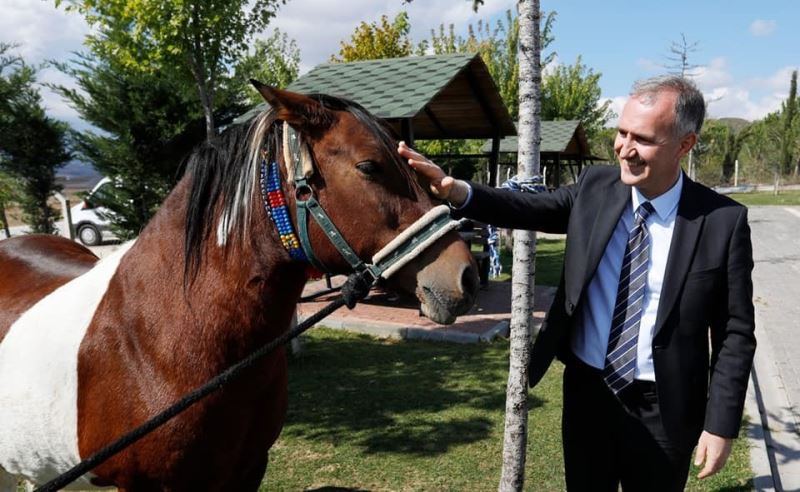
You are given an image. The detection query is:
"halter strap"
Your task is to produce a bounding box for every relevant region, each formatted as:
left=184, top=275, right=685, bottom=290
left=264, top=123, right=463, bottom=286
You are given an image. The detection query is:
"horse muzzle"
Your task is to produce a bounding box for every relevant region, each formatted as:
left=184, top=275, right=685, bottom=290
left=416, top=261, right=479, bottom=325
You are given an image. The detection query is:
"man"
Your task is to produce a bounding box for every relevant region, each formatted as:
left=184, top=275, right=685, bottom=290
left=398, top=75, right=755, bottom=491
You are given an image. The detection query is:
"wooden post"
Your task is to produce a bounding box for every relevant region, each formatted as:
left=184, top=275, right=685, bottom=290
left=489, top=133, right=500, bottom=187
left=401, top=119, right=415, bottom=148
left=53, top=192, right=75, bottom=240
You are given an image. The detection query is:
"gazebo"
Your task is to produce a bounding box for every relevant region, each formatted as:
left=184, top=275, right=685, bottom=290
left=237, top=53, right=517, bottom=186
left=481, top=120, right=604, bottom=188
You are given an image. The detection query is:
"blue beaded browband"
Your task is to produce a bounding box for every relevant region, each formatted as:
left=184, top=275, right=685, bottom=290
left=259, top=157, right=308, bottom=261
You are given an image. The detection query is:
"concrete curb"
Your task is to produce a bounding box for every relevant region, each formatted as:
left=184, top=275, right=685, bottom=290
left=747, top=305, right=800, bottom=491
left=298, top=316, right=513, bottom=345
left=747, top=369, right=777, bottom=491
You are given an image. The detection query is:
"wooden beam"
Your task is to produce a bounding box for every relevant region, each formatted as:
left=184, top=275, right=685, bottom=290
left=401, top=119, right=415, bottom=148
left=464, top=70, right=499, bottom=129
left=423, top=106, right=448, bottom=138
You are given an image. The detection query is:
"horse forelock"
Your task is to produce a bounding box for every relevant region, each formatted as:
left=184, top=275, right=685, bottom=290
left=183, top=109, right=279, bottom=283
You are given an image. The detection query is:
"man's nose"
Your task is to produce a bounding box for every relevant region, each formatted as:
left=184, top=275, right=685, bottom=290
left=617, top=136, right=636, bottom=159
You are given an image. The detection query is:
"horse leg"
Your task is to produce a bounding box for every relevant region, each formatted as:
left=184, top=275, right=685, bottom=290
left=234, top=452, right=269, bottom=492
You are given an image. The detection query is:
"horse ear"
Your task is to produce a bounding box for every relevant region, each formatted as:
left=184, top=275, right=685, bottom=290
left=250, top=80, right=333, bottom=130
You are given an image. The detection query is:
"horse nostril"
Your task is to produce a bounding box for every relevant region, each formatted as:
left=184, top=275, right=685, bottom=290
left=460, top=264, right=479, bottom=297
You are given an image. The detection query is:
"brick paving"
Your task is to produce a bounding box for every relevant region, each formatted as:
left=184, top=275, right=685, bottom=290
left=297, top=275, right=556, bottom=343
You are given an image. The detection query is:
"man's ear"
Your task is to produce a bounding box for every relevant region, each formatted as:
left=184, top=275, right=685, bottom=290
left=250, top=79, right=334, bottom=131
left=678, top=131, right=698, bottom=159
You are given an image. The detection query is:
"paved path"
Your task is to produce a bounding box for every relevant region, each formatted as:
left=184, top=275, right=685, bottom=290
left=747, top=205, right=800, bottom=491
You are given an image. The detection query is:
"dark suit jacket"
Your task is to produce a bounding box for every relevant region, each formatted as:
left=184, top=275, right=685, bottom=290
left=458, top=165, right=756, bottom=449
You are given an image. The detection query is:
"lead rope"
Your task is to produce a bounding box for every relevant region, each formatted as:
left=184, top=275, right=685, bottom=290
left=33, top=292, right=361, bottom=492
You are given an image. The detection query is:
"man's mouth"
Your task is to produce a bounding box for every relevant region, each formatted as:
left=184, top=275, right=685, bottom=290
left=627, top=159, right=645, bottom=169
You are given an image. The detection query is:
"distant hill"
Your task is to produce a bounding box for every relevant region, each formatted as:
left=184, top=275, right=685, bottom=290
left=714, top=117, right=751, bottom=133
left=56, top=160, right=103, bottom=191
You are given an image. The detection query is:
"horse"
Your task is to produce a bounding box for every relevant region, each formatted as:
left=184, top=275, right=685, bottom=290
left=0, top=83, right=479, bottom=491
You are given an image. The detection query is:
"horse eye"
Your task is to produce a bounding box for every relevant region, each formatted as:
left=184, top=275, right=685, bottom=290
left=356, top=161, right=381, bottom=176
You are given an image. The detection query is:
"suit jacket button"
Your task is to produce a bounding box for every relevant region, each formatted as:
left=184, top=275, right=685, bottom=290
left=567, top=301, right=575, bottom=311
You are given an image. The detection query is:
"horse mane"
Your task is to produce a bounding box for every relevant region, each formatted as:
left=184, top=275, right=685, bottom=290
left=181, top=93, right=419, bottom=283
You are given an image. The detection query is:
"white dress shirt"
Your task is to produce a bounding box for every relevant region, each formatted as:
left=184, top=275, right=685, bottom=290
left=571, top=174, right=683, bottom=381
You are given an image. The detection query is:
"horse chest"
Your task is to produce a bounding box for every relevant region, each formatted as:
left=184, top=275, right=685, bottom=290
left=0, top=242, right=133, bottom=489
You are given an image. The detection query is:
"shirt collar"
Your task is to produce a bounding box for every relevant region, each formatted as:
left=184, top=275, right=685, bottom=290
left=631, top=172, right=683, bottom=221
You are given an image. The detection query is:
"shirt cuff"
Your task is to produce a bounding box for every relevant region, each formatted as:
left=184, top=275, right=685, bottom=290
left=449, top=182, right=473, bottom=211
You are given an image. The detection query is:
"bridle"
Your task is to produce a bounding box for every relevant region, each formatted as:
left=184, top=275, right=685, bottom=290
left=260, top=122, right=462, bottom=288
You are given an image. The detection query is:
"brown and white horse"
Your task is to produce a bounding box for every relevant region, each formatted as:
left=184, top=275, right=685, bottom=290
left=0, top=85, right=478, bottom=491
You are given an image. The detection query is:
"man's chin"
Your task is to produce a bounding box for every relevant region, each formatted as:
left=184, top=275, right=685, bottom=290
left=620, top=165, right=647, bottom=186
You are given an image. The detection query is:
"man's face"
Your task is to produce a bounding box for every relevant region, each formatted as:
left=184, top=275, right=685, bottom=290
left=614, top=90, right=696, bottom=199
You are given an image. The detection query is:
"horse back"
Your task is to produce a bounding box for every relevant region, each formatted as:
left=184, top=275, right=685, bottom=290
left=0, top=235, right=98, bottom=341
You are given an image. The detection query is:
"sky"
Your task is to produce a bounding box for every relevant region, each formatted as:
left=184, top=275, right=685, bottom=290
left=2, top=0, right=798, bottom=132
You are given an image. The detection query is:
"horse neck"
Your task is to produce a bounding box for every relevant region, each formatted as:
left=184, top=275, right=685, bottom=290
left=117, top=177, right=308, bottom=372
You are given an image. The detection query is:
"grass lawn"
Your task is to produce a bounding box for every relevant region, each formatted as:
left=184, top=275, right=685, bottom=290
left=728, top=189, right=800, bottom=206
left=490, top=237, right=566, bottom=286
left=262, top=329, right=753, bottom=491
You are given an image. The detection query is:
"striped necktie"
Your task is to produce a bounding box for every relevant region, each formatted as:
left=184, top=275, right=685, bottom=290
left=604, top=202, right=655, bottom=394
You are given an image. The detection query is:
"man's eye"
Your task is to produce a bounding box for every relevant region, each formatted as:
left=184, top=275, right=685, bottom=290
left=356, top=161, right=381, bottom=175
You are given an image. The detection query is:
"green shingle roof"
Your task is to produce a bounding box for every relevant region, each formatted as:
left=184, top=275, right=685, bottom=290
left=237, top=54, right=516, bottom=139
left=289, top=54, right=474, bottom=119
left=481, top=120, right=592, bottom=156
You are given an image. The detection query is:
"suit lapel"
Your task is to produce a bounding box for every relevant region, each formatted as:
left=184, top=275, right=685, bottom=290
left=580, top=178, right=630, bottom=290
left=653, top=176, right=704, bottom=338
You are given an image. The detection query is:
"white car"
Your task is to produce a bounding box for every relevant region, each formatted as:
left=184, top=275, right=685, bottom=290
left=70, top=177, right=117, bottom=246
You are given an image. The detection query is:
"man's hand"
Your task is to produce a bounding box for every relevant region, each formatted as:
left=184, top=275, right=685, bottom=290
left=694, top=430, right=733, bottom=479
left=397, top=141, right=468, bottom=205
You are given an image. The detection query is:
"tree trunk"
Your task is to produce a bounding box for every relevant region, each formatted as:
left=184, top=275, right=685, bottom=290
left=189, top=5, right=216, bottom=141
left=498, top=1, right=541, bottom=491
left=0, top=201, right=10, bottom=238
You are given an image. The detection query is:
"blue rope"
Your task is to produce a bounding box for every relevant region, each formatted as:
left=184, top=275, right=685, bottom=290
left=488, top=175, right=547, bottom=278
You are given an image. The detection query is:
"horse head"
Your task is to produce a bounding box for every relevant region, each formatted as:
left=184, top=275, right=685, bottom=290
left=249, top=83, right=479, bottom=324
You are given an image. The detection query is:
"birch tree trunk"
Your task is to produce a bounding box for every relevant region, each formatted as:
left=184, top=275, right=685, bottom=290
left=0, top=201, right=10, bottom=239
left=498, top=1, right=541, bottom=491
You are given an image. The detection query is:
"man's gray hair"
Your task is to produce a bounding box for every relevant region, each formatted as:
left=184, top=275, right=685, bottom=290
left=631, top=75, right=706, bottom=136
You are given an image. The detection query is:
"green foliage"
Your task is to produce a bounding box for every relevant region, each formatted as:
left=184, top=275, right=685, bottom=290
left=424, top=9, right=556, bottom=120
left=694, top=119, right=751, bottom=185
left=414, top=9, right=554, bottom=179
left=780, top=70, right=798, bottom=175
left=60, top=0, right=286, bottom=138
left=0, top=169, right=21, bottom=235
left=728, top=190, right=800, bottom=206
left=540, top=56, right=614, bottom=142
left=738, top=112, right=784, bottom=183
left=51, top=50, right=207, bottom=238
left=236, top=29, right=300, bottom=104
left=331, top=12, right=413, bottom=63
left=0, top=43, right=70, bottom=234
left=0, top=170, right=20, bottom=205
left=51, top=0, right=289, bottom=237
left=591, top=126, right=618, bottom=162
left=717, top=70, right=800, bottom=186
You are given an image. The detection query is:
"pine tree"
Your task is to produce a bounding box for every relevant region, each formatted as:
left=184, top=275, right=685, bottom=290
left=0, top=44, right=71, bottom=234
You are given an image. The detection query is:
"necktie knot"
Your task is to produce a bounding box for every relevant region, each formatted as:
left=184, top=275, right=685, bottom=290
left=635, top=202, right=654, bottom=226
